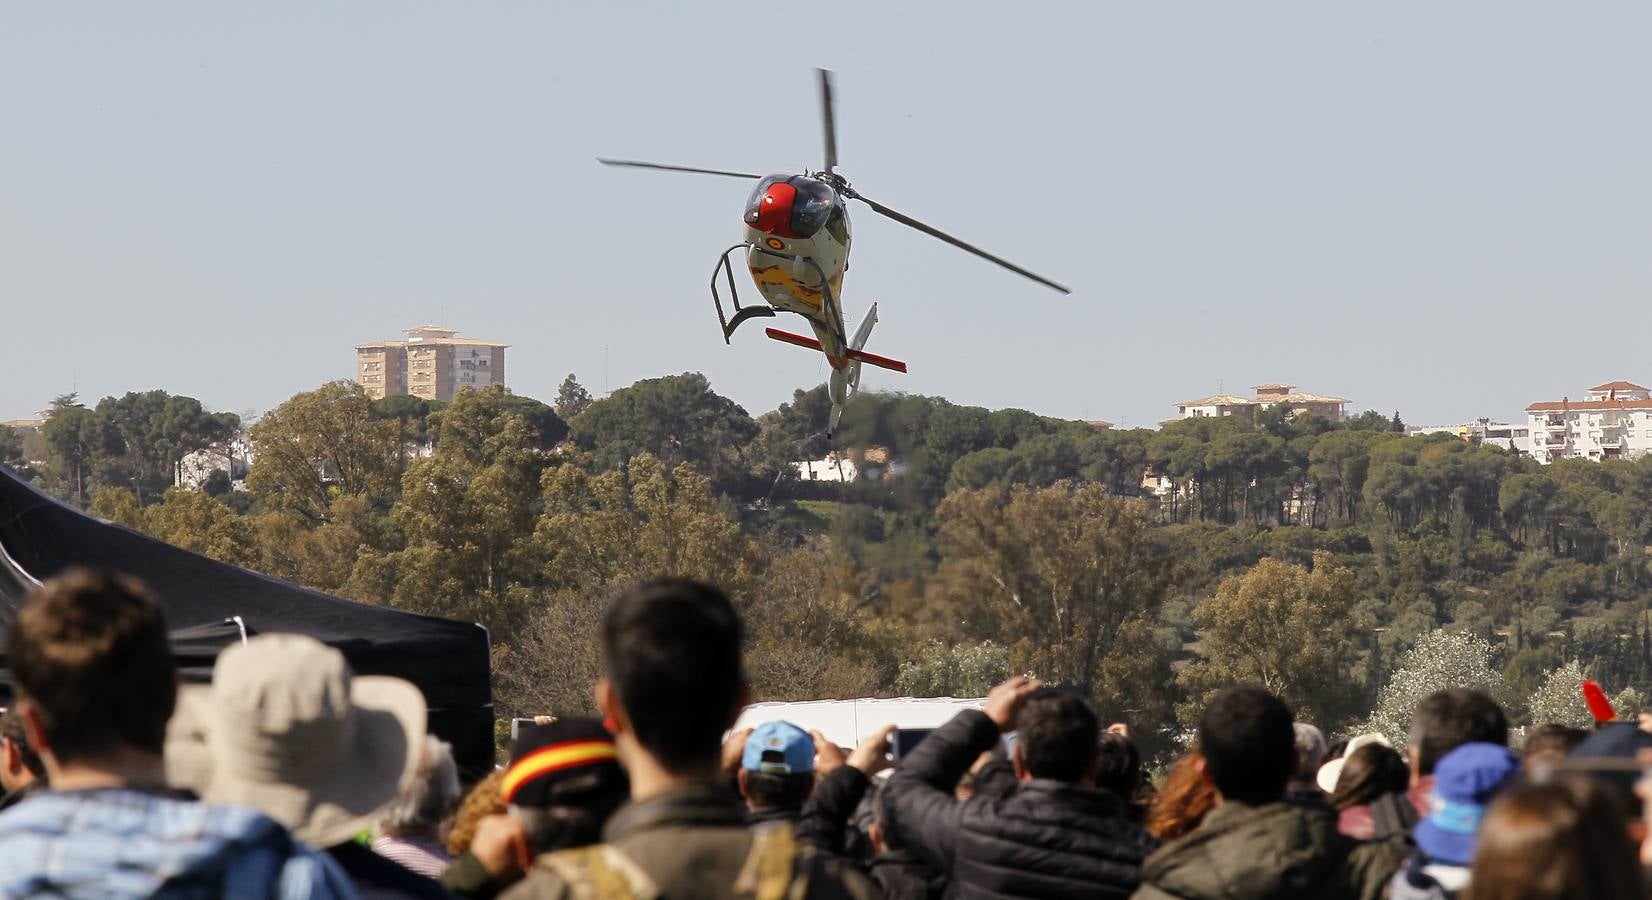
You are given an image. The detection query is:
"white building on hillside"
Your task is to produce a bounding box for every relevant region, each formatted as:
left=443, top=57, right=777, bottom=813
left=1406, top=419, right=1532, bottom=455
left=176, top=437, right=253, bottom=490
left=795, top=453, right=858, bottom=483
left=1525, top=381, right=1652, bottom=464
left=1174, top=383, right=1349, bottom=423
left=792, top=447, right=908, bottom=483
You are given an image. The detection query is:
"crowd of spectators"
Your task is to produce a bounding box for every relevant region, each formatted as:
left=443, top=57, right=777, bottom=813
left=2, top=566, right=1651, bottom=898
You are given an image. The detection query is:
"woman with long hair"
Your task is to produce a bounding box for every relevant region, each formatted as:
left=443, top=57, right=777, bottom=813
left=1465, top=775, right=1645, bottom=900
left=1144, top=750, right=1217, bottom=842
left=1329, top=741, right=1410, bottom=812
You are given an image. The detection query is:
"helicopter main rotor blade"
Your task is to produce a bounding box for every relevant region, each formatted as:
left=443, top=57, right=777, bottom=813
left=597, top=158, right=762, bottom=179
left=843, top=188, right=1072, bottom=294
left=818, top=68, right=838, bottom=175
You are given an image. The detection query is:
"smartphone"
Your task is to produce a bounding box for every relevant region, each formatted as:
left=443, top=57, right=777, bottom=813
left=892, top=728, right=934, bottom=760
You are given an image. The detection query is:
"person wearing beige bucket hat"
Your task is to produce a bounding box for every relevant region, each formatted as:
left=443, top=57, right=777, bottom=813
left=0, top=567, right=355, bottom=899
left=167, top=632, right=450, bottom=899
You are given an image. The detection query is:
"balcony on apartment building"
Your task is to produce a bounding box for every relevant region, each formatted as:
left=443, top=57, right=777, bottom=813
left=1545, top=434, right=1568, bottom=447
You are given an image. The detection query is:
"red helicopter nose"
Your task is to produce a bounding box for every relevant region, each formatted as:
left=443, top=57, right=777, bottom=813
left=745, top=182, right=801, bottom=238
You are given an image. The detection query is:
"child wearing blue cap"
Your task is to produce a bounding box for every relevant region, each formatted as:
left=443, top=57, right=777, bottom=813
left=738, top=720, right=819, bottom=827
left=1388, top=742, right=1520, bottom=900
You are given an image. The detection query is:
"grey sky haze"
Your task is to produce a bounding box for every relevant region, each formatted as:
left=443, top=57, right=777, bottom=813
left=3, top=3, right=1649, bottom=429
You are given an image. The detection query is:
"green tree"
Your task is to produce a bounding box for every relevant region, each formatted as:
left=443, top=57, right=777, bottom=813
left=0, top=425, right=30, bottom=479
left=88, top=485, right=255, bottom=567
left=535, top=452, right=757, bottom=595
left=569, top=373, right=758, bottom=495
left=247, top=381, right=403, bottom=523
left=1364, top=630, right=1505, bottom=747
left=91, top=391, right=238, bottom=505
left=1307, top=430, right=1373, bottom=525
left=895, top=641, right=1010, bottom=697
left=937, top=483, right=1180, bottom=699
left=748, top=387, right=834, bottom=496
left=41, top=401, right=113, bottom=505
left=253, top=495, right=386, bottom=597
left=739, top=549, right=892, bottom=702
left=371, top=394, right=433, bottom=474
left=140, top=487, right=259, bottom=567
left=88, top=486, right=144, bottom=529
left=1177, top=553, right=1364, bottom=726
left=1499, top=473, right=1557, bottom=546
left=355, top=386, right=550, bottom=631
left=492, top=589, right=608, bottom=719
left=555, top=374, right=594, bottom=419
left=1525, top=660, right=1592, bottom=729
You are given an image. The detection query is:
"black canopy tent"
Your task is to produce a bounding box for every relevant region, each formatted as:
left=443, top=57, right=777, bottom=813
left=0, top=466, right=494, bottom=776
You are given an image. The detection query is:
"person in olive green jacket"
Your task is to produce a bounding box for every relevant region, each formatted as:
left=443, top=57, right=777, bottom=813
left=497, top=579, right=876, bottom=900
left=1132, top=686, right=1396, bottom=900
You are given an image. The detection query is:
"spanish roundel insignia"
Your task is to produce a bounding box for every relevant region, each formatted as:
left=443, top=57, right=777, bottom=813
left=765, top=238, right=785, bottom=251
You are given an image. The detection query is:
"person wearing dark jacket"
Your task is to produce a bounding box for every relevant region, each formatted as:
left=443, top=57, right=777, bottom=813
left=800, top=724, right=947, bottom=900
left=884, top=676, right=1159, bottom=899
left=1133, top=685, right=1393, bottom=900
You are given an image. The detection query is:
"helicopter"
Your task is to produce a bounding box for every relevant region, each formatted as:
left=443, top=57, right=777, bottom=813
left=600, top=69, right=1069, bottom=436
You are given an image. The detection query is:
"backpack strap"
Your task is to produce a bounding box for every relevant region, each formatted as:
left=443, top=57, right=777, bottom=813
left=540, top=844, right=661, bottom=900
left=1369, top=791, right=1418, bottom=846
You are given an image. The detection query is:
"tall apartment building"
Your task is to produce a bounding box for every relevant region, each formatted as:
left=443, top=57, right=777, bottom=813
left=354, top=326, right=508, bottom=401
left=1173, top=383, right=1349, bottom=423
left=1525, top=380, right=1652, bottom=463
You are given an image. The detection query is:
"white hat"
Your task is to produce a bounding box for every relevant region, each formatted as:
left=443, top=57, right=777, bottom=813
left=1316, top=732, right=1392, bottom=794
left=166, top=633, right=426, bottom=848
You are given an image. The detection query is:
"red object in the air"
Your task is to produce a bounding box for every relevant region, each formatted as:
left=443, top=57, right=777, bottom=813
left=1582, top=679, right=1616, bottom=723
left=763, top=328, right=909, bottom=374
left=764, top=327, right=822, bottom=351
left=752, top=182, right=800, bottom=238
left=845, top=347, right=908, bottom=373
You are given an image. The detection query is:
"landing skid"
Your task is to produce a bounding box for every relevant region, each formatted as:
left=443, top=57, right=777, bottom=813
left=710, top=243, right=845, bottom=349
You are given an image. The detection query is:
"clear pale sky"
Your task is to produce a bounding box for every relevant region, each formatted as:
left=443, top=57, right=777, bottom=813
left=4, top=3, right=1649, bottom=429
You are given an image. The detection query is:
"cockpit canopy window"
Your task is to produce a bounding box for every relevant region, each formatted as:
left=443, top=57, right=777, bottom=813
left=744, top=176, right=786, bottom=221
left=787, top=178, right=837, bottom=238
left=743, top=175, right=840, bottom=239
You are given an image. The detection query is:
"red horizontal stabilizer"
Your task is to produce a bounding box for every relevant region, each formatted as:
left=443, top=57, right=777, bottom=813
left=764, top=328, right=823, bottom=351
left=847, top=348, right=908, bottom=373
left=764, top=327, right=907, bottom=374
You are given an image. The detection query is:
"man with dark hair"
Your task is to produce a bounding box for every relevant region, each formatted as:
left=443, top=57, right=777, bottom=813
left=0, top=567, right=350, bottom=898
left=1199, top=684, right=1297, bottom=804
left=1356, top=688, right=1512, bottom=861
left=501, top=578, right=874, bottom=899
left=0, top=707, right=46, bottom=812
left=883, top=676, right=1158, bottom=898
left=1134, top=685, right=1393, bottom=900
left=1408, top=689, right=1508, bottom=782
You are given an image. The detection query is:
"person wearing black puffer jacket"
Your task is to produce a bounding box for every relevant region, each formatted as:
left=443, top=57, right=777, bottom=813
left=884, top=677, right=1159, bottom=899
left=798, top=724, right=948, bottom=900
